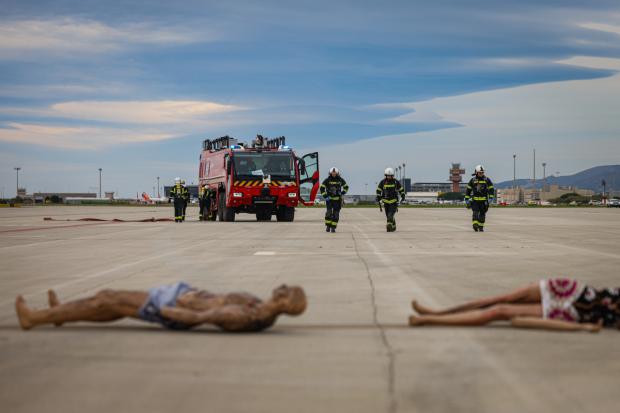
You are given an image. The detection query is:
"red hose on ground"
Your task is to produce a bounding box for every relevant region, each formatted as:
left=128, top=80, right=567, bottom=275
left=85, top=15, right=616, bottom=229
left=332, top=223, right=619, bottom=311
left=43, top=217, right=175, bottom=222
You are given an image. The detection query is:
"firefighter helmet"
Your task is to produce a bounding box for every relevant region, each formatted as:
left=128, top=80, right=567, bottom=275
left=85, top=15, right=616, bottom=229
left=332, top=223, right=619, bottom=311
left=384, top=167, right=395, bottom=176
left=329, top=167, right=340, bottom=175
left=474, top=165, right=485, bottom=174
left=174, top=177, right=181, bottom=184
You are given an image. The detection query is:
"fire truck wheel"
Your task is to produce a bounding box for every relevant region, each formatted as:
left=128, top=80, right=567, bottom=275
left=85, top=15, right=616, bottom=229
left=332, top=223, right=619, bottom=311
left=218, top=194, right=236, bottom=222
left=276, top=206, right=295, bottom=222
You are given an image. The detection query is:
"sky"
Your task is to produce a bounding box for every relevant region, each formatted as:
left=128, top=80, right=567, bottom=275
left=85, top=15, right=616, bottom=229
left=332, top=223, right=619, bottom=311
left=1, top=0, right=620, bottom=197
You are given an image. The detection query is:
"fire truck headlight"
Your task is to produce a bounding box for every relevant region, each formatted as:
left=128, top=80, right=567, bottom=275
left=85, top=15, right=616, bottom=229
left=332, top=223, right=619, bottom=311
left=233, top=192, right=243, bottom=198
left=288, top=192, right=297, bottom=198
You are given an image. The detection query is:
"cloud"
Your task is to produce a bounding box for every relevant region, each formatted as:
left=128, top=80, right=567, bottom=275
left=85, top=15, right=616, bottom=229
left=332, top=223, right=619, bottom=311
left=46, top=100, right=245, bottom=124
left=0, top=99, right=250, bottom=149
left=313, top=56, right=620, bottom=192
left=0, top=18, right=209, bottom=58
left=579, top=22, right=620, bottom=36
left=1, top=99, right=246, bottom=124
left=0, top=122, right=176, bottom=149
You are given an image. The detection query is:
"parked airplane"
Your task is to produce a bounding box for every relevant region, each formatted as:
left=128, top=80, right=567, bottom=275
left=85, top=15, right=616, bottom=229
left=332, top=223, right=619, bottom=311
left=141, top=193, right=169, bottom=204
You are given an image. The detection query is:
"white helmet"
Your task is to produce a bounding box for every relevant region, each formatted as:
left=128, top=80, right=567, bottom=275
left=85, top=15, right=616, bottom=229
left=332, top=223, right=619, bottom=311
left=174, top=177, right=181, bottom=184
left=384, top=167, right=395, bottom=176
left=474, top=165, right=485, bottom=174
left=329, top=167, right=340, bottom=175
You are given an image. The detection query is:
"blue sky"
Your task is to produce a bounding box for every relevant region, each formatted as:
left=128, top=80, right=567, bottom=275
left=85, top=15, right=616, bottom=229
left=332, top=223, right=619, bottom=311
left=1, top=0, right=620, bottom=197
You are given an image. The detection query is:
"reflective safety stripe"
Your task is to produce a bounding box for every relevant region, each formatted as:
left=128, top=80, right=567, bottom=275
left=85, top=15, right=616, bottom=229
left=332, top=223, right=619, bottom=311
left=464, top=195, right=471, bottom=199
left=384, top=184, right=396, bottom=188
left=383, top=199, right=398, bottom=204
left=473, top=197, right=488, bottom=201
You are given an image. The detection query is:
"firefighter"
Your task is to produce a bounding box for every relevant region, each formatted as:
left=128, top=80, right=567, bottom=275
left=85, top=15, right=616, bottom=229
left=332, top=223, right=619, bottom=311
left=169, top=177, right=189, bottom=223
left=320, top=167, right=349, bottom=233
left=181, top=179, right=190, bottom=221
left=198, top=184, right=212, bottom=221
left=376, top=168, right=405, bottom=232
left=465, top=165, right=495, bottom=232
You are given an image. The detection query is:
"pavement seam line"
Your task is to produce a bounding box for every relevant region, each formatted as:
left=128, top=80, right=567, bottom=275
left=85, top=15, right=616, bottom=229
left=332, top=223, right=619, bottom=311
left=351, top=231, right=398, bottom=413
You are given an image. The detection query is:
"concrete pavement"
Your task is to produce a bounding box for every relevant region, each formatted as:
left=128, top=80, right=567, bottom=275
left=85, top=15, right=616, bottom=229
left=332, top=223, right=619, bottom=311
left=0, top=206, right=619, bottom=413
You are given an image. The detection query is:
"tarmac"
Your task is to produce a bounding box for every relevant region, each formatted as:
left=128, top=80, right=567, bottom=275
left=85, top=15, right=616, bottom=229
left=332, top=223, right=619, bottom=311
left=0, top=205, right=619, bottom=413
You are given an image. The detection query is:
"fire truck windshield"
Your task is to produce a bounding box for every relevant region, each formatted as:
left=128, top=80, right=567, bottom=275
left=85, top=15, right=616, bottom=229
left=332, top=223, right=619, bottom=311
left=233, top=152, right=295, bottom=179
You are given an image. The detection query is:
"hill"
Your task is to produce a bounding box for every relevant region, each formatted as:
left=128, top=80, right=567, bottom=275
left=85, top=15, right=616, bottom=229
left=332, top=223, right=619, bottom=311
left=495, top=165, right=620, bottom=192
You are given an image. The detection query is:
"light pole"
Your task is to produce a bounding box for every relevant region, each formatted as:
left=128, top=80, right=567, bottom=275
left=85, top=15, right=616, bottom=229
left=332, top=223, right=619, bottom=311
left=542, top=162, right=547, bottom=185
left=98, top=168, right=102, bottom=198
left=365, top=183, right=368, bottom=194
left=533, top=148, right=536, bottom=187
left=157, top=176, right=160, bottom=198
left=512, top=154, right=516, bottom=189
left=402, top=163, right=406, bottom=190
left=14, top=167, right=21, bottom=197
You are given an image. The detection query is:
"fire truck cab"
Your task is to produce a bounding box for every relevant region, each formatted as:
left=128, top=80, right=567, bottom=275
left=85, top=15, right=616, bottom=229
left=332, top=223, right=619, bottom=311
left=199, top=135, right=319, bottom=222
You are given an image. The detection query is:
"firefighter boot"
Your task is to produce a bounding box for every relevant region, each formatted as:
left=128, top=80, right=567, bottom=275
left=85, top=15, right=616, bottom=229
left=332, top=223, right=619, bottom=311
left=326, top=225, right=330, bottom=232
left=473, top=223, right=479, bottom=232
left=331, top=226, right=336, bottom=233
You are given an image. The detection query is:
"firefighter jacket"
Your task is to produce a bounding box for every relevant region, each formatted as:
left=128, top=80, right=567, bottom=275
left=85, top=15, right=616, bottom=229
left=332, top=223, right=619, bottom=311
left=320, top=176, right=349, bottom=201
left=170, top=184, right=189, bottom=201
left=199, top=186, right=211, bottom=200
left=465, top=176, right=495, bottom=202
left=376, top=179, right=405, bottom=204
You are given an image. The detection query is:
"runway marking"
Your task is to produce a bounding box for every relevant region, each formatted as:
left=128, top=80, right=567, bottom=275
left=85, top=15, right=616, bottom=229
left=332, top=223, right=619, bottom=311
left=254, top=251, right=276, bottom=256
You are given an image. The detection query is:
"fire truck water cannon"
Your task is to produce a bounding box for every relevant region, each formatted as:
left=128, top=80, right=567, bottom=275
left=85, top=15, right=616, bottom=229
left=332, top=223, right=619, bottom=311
left=199, top=134, right=320, bottom=223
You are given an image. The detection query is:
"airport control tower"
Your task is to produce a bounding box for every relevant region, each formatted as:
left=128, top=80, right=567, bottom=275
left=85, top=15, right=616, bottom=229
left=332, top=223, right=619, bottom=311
left=449, top=163, right=465, bottom=192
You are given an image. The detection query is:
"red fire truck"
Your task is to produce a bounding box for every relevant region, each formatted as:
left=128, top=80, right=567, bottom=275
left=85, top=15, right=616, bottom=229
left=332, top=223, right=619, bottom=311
left=198, top=135, right=319, bottom=222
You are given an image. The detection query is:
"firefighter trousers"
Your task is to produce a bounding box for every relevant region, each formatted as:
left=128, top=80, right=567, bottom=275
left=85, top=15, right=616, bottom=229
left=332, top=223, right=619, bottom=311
left=471, top=201, right=489, bottom=228
left=325, top=200, right=342, bottom=228
left=199, top=198, right=211, bottom=221
left=173, top=198, right=184, bottom=222
left=384, top=202, right=398, bottom=231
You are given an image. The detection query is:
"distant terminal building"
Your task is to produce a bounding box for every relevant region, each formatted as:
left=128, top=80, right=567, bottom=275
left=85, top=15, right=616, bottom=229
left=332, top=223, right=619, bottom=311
left=164, top=185, right=199, bottom=199
left=411, top=182, right=467, bottom=193
left=32, top=192, right=97, bottom=203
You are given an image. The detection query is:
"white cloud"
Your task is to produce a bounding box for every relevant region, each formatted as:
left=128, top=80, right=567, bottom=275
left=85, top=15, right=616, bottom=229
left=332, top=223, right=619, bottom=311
left=579, top=22, right=620, bottom=36
left=0, top=122, right=176, bottom=150
left=0, top=18, right=209, bottom=58
left=1, top=99, right=246, bottom=124
left=47, top=100, right=245, bottom=124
